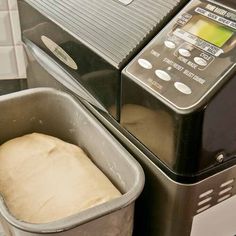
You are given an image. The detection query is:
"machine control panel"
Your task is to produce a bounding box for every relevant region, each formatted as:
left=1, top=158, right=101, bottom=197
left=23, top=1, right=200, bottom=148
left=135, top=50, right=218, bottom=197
left=126, top=0, right=236, bottom=109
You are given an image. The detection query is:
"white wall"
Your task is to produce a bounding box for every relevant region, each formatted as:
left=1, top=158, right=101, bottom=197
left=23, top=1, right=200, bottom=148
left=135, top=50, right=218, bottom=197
left=0, top=0, right=26, bottom=80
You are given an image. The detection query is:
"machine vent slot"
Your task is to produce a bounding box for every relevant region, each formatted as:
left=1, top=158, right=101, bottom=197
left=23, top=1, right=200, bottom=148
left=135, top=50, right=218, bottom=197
left=197, top=189, right=214, bottom=214
left=220, top=179, right=234, bottom=188
left=219, top=187, right=233, bottom=196
left=198, top=197, right=212, bottom=206
left=197, top=204, right=211, bottom=213
left=217, top=194, right=232, bottom=203
left=199, top=189, right=214, bottom=199
left=216, top=179, right=235, bottom=203
left=197, top=179, right=235, bottom=214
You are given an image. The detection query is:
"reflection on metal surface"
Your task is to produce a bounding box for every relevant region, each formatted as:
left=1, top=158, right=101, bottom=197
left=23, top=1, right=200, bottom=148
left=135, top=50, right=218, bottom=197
left=114, top=0, right=134, bottom=5
left=41, top=36, right=78, bottom=70
left=115, top=104, right=174, bottom=166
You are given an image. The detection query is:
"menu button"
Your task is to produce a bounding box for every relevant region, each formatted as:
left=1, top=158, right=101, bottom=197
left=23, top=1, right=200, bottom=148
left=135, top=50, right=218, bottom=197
left=155, top=70, right=171, bottom=81
left=174, top=82, right=192, bottom=95
left=138, top=58, right=153, bottom=69
left=164, top=40, right=176, bottom=49
left=179, top=48, right=191, bottom=57
left=194, top=57, right=207, bottom=66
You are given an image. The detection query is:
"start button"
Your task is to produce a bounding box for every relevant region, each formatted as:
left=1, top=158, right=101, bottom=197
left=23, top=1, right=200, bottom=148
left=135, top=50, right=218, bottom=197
left=174, top=82, right=192, bottom=95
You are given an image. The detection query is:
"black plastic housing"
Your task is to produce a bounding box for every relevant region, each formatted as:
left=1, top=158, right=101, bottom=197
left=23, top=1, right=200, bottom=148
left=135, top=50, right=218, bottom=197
left=121, top=70, right=236, bottom=179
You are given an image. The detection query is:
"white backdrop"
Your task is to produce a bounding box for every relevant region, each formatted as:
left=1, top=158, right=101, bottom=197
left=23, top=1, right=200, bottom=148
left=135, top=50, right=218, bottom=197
left=0, top=0, right=26, bottom=80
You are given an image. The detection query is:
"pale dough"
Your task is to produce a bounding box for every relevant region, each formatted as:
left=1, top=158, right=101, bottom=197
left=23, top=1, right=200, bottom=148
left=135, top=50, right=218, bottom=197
left=0, top=133, right=121, bottom=224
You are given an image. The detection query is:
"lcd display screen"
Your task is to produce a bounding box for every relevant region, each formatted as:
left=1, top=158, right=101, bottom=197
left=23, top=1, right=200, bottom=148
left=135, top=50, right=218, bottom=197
left=183, top=16, right=234, bottom=47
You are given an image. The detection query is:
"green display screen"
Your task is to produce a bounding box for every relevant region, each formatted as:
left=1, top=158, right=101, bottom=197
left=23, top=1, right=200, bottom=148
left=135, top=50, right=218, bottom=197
left=184, top=16, right=234, bottom=47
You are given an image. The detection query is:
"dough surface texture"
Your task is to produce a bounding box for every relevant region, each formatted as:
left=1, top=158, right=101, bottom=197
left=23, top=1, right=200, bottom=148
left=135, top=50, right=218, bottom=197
left=0, top=133, right=121, bottom=224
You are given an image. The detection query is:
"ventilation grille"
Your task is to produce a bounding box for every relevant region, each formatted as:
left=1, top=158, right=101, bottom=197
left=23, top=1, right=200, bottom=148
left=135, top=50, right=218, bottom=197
left=196, top=178, right=235, bottom=214
left=25, top=0, right=187, bottom=68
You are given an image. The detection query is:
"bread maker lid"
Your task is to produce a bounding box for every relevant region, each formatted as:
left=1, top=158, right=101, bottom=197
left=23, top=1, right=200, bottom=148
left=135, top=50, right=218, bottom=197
left=24, top=0, right=187, bottom=69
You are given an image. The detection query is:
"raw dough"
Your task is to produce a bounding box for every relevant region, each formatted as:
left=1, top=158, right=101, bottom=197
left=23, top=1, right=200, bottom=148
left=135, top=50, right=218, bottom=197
left=0, top=133, right=121, bottom=224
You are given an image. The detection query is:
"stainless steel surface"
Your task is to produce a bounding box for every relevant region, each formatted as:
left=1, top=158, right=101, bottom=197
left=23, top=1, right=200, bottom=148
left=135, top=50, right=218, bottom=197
left=25, top=46, right=236, bottom=235
left=25, top=40, right=107, bottom=112
left=0, top=226, right=4, bottom=236
left=83, top=101, right=236, bottom=236
left=0, top=88, right=144, bottom=236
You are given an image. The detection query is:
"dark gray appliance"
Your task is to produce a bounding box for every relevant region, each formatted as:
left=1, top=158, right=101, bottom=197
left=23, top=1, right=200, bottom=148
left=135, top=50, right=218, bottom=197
left=121, top=0, right=236, bottom=235
left=18, top=0, right=187, bottom=120
left=17, top=0, right=236, bottom=235
left=122, top=0, right=236, bottom=179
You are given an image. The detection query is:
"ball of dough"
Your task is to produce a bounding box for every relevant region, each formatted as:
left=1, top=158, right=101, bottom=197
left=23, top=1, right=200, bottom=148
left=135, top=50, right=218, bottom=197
left=0, top=133, right=121, bottom=224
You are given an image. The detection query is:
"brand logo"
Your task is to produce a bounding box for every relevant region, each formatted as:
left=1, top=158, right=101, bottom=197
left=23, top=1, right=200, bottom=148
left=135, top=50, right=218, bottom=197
left=41, top=35, right=78, bottom=70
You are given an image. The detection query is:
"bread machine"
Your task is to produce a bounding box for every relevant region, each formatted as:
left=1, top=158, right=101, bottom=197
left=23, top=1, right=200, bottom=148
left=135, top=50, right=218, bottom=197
left=121, top=0, right=236, bottom=235
left=18, top=0, right=236, bottom=235
left=18, top=0, right=187, bottom=120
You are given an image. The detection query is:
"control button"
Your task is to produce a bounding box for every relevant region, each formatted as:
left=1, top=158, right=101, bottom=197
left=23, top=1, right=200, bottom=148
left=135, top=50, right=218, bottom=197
left=155, top=70, right=171, bottom=81
left=138, top=58, right=153, bottom=69
left=174, top=82, right=192, bottom=95
left=164, top=40, right=176, bottom=49
left=178, top=48, right=191, bottom=57
left=194, top=57, right=208, bottom=66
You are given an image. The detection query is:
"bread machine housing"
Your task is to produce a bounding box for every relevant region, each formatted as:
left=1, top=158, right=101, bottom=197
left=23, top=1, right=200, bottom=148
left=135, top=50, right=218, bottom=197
left=18, top=0, right=188, bottom=120
left=122, top=0, right=236, bottom=180
left=120, top=0, right=236, bottom=235
left=17, top=0, right=236, bottom=235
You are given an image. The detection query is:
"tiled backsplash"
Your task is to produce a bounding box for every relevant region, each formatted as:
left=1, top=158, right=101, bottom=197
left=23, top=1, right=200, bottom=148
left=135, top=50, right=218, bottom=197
left=0, top=0, right=26, bottom=80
